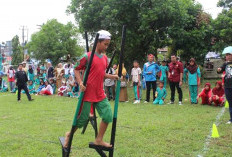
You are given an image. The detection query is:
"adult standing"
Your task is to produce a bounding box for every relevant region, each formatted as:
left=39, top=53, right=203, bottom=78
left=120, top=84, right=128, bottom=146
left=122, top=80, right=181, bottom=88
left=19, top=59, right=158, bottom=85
left=116, top=64, right=128, bottom=102
left=27, top=65, right=35, bottom=82
left=15, top=63, right=33, bottom=102
left=143, top=54, right=160, bottom=103
left=22, top=61, right=27, bottom=72
left=7, top=66, right=16, bottom=92
left=54, top=63, right=64, bottom=89
left=168, top=54, right=184, bottom=105
left=47, top=62, right=54, bottom=79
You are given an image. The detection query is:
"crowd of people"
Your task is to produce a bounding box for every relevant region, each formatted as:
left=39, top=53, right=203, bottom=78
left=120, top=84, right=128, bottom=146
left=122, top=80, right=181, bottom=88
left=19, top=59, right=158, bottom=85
left=0, top=53, right=228, bottom=107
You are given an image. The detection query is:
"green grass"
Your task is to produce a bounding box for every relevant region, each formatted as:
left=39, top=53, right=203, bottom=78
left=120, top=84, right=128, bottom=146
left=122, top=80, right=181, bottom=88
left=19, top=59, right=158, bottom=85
left=0, top=80, right=231, bottom=157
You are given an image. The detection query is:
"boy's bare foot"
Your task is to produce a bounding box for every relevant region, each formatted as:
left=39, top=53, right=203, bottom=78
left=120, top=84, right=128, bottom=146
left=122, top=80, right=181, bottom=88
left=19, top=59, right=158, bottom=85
left=64, top=132, right=70, bottom=148
left=94, top=139, right=112, bottom=148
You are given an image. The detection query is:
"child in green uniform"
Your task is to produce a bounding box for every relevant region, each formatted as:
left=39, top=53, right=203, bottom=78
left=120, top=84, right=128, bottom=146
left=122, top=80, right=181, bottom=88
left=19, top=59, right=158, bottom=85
left=184, top=58, right=201, bottom=104
left=27, top=65, right=35, bottom=82
left=159, top=60, right=169, bottom=88
left=153, top=81, right=167, bottom=105
left=0, top=76, right=8, bottom=92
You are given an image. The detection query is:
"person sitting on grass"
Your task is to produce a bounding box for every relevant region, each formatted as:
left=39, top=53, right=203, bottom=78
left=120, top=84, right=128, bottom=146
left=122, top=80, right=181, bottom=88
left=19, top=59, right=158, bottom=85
left=197, top=83, right=212, bottom=105
left=209, top=81, right=225, bottom=107
left=35, top=74, right=41, bottom=85
left=36, top=79, right=46, bottom=94
left=64, top=30, right=119, bottom=148
left=153, top=81, right=167, bottom=105
left=40, top=80, right=53, bottom=95
left=58, top=81, right=68, bottom=96
left=22, top=80, right=36, bottom=94
left=0, top=76, right=8, bottom=92
left=49, top=78, right=56, bottom=94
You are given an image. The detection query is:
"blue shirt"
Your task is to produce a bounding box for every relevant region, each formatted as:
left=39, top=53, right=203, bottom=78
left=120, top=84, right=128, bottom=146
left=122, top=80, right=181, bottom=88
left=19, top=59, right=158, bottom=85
left=143, top=62, right=160, bottom=81
left=184, top=67, right=201, bottom=85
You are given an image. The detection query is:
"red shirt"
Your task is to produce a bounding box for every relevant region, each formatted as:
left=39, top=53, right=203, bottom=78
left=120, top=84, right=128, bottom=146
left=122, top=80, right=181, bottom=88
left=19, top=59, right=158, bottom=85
left=168, top=61, right=183, bottom=82
left=75, top=52, right=108, bottom=102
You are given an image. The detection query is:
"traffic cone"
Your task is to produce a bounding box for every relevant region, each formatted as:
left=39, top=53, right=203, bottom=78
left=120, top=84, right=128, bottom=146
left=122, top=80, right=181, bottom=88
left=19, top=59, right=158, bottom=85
left=225, top=100, right=229, bottom=108
left=15, top=90, right=18, bottom=95
left=211, top=124, right=220, bottom=138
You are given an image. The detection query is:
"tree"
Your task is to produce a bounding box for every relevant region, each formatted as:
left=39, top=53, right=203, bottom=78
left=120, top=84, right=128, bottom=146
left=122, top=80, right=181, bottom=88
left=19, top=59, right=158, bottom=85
left=218, top=0, right=232, bottom=9
left=27, top=19, right=83, bottom=65
left=67, top=0, right=213, bottom=67
left=11, top=35, right=23, bottom=65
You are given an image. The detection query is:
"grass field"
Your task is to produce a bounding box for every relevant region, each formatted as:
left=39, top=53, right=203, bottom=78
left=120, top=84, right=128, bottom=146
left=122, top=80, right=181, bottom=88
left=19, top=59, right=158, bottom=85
left=0, top=80, right=232, bottom=157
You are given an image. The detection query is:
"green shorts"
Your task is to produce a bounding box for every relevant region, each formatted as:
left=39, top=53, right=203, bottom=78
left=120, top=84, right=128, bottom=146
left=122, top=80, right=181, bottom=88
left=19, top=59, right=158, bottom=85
left=76, top=98, right=113, bottom=128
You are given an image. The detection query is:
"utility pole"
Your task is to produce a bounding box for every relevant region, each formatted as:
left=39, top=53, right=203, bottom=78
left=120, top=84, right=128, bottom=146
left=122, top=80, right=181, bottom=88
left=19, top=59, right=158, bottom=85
left=20, top=26, right=28, bottom=61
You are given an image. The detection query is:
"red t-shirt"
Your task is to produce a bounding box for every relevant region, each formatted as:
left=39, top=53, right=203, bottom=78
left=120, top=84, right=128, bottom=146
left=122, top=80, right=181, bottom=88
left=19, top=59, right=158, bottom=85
left=168, top=61, right=183, bottom=82
left=75, top=52, right=108, bottom=102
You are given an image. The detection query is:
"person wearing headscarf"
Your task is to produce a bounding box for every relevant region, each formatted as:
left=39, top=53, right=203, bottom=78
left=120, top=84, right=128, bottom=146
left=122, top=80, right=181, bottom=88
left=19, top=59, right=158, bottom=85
left=54, top=63, right=64, bottom=89
left=184, top=58, right=201, bottom=104
left=116, top=63, right=128, bottom=102
left=143, top=54, right=160, bottom=103
left=197, top=83, right=212, bottom=105
left=209, top=81, right=225, bottom=106
left=27, top=65, right=35, bottom=82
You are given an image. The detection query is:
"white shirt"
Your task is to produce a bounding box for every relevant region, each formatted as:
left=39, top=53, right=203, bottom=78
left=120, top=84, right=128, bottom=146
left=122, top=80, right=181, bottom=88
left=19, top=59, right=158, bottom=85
left=44, top=85, right=53, bottom=94
left=131, top=67, right=141, bottom=82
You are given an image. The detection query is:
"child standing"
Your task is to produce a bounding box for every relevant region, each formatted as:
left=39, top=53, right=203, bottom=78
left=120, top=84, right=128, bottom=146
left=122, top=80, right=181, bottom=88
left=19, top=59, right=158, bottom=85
left=131, top=60, right=142, bottom=104
left=209, top=81, right=225, bottom=106
left=7, top=66, right=15, bottom=92
left=184, top=58, right=201, bottom=104
left=153, top=81, right=167, bottom=105
left=64, top=30, right=118, bottom=148
left=159, top=60, right=169, bottom=88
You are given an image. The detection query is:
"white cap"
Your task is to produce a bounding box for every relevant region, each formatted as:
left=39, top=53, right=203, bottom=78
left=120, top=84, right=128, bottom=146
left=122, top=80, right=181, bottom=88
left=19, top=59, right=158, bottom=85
left=98, top=30, right=111, bottom=40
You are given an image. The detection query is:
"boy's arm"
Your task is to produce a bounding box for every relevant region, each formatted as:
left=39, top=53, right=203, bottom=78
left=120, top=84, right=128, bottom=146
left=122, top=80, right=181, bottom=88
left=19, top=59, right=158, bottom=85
left=217, top=63, right=226, bottom=73
left=105, top=73, right=119, bottom=80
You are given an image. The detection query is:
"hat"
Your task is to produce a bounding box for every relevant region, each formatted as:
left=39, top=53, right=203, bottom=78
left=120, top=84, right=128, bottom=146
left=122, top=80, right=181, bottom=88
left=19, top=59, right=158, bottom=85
left=98, top=30, right=111, bottom=40
left=148, top=54, right=154, bottom=58
left=22, top=61, right=26, bottom=64
left=222, top=46, right=232, bottom=55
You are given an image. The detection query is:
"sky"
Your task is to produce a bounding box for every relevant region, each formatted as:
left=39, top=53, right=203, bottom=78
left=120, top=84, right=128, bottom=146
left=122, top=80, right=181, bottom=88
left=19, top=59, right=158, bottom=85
left=0, top=0, right=223, bottom=43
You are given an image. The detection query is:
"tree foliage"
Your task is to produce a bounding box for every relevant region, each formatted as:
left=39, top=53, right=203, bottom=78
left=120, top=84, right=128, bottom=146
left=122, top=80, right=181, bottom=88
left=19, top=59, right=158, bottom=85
left=27, top=19, right=83, bottom=65
left=67, top=0, right=213, bottom=66
left=11, top=35, right=23, bottom=65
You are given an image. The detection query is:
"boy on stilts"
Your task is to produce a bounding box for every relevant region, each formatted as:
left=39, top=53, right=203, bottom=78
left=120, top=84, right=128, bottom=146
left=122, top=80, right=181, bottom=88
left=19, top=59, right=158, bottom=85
left=64, top=30, right=118, bottom=148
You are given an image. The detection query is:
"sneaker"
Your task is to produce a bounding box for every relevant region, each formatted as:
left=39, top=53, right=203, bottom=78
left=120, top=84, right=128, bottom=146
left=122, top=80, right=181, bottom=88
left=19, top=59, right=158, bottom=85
left=17, top=100, right=21, bottom=102
left=179, top=101, right=183, bottom=105
left=168, top=101, right=174, bottom=104
left=133, top=100, right=139, bottom=104
left=137, top=100, right=140, bottom=103
left=29, top=99, right=34, bottom=101
left=144, top=101, right=148, bottom=104
left=125, top=101, right=129, bottom=103
left=226, top=121, right=232, bottom=124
